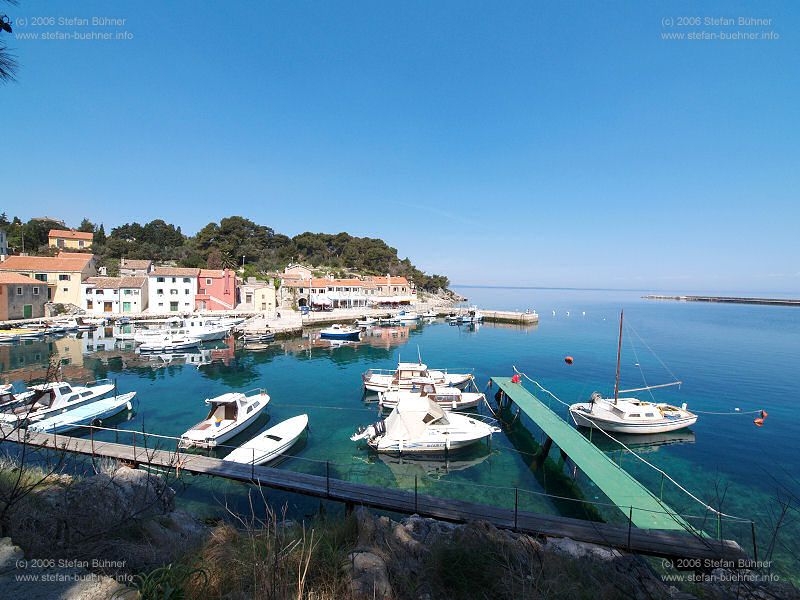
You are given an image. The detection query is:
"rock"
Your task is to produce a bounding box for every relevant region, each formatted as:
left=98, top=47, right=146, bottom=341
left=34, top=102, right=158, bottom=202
left=348, top=551, right=393, bottom=600
left=545, top=536, right=621, bottom=561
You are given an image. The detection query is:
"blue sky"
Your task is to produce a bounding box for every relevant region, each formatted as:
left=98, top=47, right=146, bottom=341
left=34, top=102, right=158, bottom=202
left=3, top=1, right=798, bottom=292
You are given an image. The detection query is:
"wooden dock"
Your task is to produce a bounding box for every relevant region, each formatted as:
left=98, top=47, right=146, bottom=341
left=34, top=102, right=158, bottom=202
left=645, top=295, right=800, bottom=307
left=6, top=427, right=747, bottom=561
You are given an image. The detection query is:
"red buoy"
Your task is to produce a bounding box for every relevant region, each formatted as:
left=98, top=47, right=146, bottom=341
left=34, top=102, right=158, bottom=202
left=564, top=356, right=574, bottom=365
left=511, top=374, right=521, bottom=384
left=760, top=410, right=768, bottom=419
left=754, top=418, right=764, bottom=427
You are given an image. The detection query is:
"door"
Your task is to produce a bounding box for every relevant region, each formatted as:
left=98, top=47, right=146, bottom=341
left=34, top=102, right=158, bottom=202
left=122, top=302, right=131, bottom=313
left=104, top=302, right=113, bottom=312
left=23, top=304, right=33, bottom=318
left=170, top=301, right=179, bottom=311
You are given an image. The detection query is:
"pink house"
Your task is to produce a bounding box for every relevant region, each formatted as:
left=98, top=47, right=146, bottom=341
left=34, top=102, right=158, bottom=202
left=196, top=268, right=238, bottom=311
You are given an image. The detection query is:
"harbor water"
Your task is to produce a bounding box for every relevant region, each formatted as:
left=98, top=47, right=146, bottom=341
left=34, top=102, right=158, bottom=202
left=2, top=287, right=798, bottom=578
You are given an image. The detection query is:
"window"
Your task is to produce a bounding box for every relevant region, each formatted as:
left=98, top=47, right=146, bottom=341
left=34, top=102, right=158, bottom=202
left=32, top=287, right=39, bottom=295
left=124, top=289, right=132, bottom=295
left=87, top=300, right=93, bottom=309
left=63, top=287, right=69, bottom=292
left=157, top=277, right=165, bottom=283
left=206, top=278, right=212, bottom=285
left=78, top=240, right=85, bottom=248
left=59, top=274, right=70, bottom=281
left=16, top=287, right=22, bottom=295
left=133, top=289, right=139, bottom=295
left=35, top=273, right=47, bottom=282
left=629, top=413, right=641, bottom=418
left=170, top=289, right=178, bottom=295
left=158, top=302, right=164, bottom=307
left=172, top=277, right=177, bottom=283
left=183, top=277, right=191, bottom=283
left=157, top=288, right=164, bottom=295
left=170, top=301, right=179, bottom=311
left=185, top=289, right=190, bottom=295
left=86, top=288, right=92, bottom=295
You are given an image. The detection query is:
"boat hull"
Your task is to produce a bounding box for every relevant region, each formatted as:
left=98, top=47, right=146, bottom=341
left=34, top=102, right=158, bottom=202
left=320, top=331, right=360, bottom=340
left=569, top=406, right=697, bottom=434
left=225, top=414, right=308, bottom=465
left=29, top=393, right=136, bottom=434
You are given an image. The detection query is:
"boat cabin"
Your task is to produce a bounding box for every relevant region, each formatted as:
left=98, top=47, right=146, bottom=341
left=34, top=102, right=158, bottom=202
left=393, top=363, right=430, bottom=383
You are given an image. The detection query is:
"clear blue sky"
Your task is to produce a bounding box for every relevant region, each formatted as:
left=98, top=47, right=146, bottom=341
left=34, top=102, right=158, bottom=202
left=4, top=1, right=798, bottom=292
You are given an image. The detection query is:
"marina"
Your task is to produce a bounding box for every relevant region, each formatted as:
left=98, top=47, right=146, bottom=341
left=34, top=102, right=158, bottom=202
left=0, top=287, right=797, bottom=578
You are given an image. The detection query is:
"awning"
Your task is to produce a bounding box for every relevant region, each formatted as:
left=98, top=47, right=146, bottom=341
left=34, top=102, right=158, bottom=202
left=310, top=294, right=332, bottom=305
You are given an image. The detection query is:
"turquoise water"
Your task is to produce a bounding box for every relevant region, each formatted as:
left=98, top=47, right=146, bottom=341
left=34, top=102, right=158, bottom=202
left=2, top=287, right=798, bottom=577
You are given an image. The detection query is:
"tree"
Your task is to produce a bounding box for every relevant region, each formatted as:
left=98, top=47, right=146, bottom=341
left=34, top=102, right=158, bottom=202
left=0, top=2, right=17, bottom=83
left=206, top=248, right=223, bottom=270
left=94, top=223, right=106, bottom=245
left=78, top=218, right=95, bottom=233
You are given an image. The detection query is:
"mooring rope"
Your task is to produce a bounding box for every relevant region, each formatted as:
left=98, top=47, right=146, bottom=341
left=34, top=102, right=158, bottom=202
left=509, top=366, right=751, bottom=522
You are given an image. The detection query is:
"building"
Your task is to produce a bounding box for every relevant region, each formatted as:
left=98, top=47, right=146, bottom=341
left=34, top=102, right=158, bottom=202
left=308, top=277, right=373, bottom=309
left=0, top=254, right=96, bottom=306
left=196, top=269, right=238, bottom=311
left=119, top=258, right=154, bottom=277
left=0, top=273, right=47, bottom=320
left=48, top=229, right=94, bottom=250
left=365, top=275, right=415, bottom=306
left=147, top=267, right=199, bottom=313
left=238, top=277, right=277, bottom=312
left=82, top=276, right=148, bottom=315
left=0, top=228, right=8, bottom=261
left=57, top=251, right=97, bottom=271
left=283, top=264, right=313, bottom=279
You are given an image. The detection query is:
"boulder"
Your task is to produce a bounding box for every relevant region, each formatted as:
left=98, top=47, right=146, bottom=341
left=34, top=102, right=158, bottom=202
left=348, top=551, right=394, bottom=600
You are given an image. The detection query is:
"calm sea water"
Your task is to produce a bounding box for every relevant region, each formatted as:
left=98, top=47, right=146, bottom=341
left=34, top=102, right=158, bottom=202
left=2, top=287, right=798, bottom=576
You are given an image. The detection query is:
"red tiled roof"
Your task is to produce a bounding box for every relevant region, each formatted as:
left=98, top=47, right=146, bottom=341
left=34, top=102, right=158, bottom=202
left=120, top=259, right=152, bottom=269
left=0, top=272, right=40, bottom=285
left=365, top=275, right=409, bottom=286
left=0, top=255, right=93, bottom=272
left=151, top=267, right=199, bottom=277
left=85, top=276, right=147, bottom=290
left=57, top=251, right=95, bottom=259
left=49, top=229, right=94, bottom=241
left=199, top=269, right=227, bottom=278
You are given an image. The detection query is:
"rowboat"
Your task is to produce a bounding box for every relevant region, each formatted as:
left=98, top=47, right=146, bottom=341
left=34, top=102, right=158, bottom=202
left=224, top=414, right=308, bottom=465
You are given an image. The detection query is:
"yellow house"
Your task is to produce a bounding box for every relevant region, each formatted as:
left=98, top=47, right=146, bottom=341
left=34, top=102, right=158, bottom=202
left=0, top=254, right=96, bottom=306
left=254, top=285, right=277, bottom=312
left=48, top=229, right=94, bottom=250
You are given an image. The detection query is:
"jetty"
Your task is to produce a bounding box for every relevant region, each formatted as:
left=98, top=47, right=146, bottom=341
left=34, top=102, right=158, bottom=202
left=645, top=295, right=800, bottom=307
left=6, top=425, right=747, bottom=562
left=492, top=377, right=689, bottom=530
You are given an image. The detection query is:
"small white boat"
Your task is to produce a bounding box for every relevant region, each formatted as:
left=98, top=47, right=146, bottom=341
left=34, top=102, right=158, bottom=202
left=362, top=362, right=473, bottom=393
left=379, top=380, right=485, bottom=412
left=224, top=414, right=308, bottom=465
left=458, top=309, right=483, bottom=324
left=0, top=380, right=119, bottom=424
left=241, top=331, right=275, bottom=343
left=29, top=392, right=137, bottom=434
left=320, top=324, right=361, bottom=341
left=395, top=311, right=419, bottom=322
left=420, top=309, right=438, bottom=318
left=52, top=318, right=79, bottom=331
left=180, top=389, right=270, bottom=448
left=138, top=335, right=202, bottom=352
left=351, top=396, right=499, bottom=454
left=355, top=316, right=379, bottom=327
left=568, top=310, right=694, bottom=434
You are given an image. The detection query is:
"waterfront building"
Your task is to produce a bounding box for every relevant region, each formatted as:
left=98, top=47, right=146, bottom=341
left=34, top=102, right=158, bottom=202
left=0, top=272, right=47, bottom=320
left=364, top=275, right=415, bottom=306
left=82, top=276, right=148, bottom=315
left=0, top=254, right=96, bottom=306
left=147, top=267, right=199, bottom=313
left=196, top=268, right=238, bottom=311
left=119, top=258, right=154, bottom=276
left=48, top=229, right=94, bottom=250
left=238, top=277, right=277, bottom=312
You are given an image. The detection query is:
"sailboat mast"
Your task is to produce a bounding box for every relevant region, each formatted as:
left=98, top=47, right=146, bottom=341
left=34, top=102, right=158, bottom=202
left=613, top=310, right=623, bottom=404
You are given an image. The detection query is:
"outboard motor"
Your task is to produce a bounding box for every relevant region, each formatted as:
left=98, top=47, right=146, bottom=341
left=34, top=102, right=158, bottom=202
left=350, top=419, right=386, bottom=442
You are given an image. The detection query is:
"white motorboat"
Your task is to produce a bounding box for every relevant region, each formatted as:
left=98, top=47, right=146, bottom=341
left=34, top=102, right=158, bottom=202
left=395, top=311, right=419, bottom=322
left=420, top=309, right=438, bottom=318
left=320, top=324, right=361, bottom=341
left=29, top=392, right=136, bottom=434
left=224, top=414, right=308, bottom=465
left=355, top=316, right=379, bottom=327
left=51, top=318, right=79, bottom=331
left=180, top=389, right=270, bottom=448
left=458, top=308, right=483, bottom=324
left=133, top=317, right=231, bottom=343
left=138, top=335, right=202, bottom=353
left=351, top=396, right=499, bottom=454
left=241, top=331, right=275, bottom=343
left=362, top=362, right=473, bottom=393
left=568, top=310, right=695, bottom=434
left=0, top=379, right=119, bottom=424
left=379, top=380, right=485, bottom=412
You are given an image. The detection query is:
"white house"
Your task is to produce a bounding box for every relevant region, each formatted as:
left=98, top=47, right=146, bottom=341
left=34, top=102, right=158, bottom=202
left=147, top=267, right=199, bottom=313
left=82, top=276, right=148, bottom=315
left=0, top=228, right=8, bottom=261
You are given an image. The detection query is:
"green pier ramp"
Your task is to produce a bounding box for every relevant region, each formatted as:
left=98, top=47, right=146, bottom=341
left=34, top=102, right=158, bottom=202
left=492, top=377, right=692, bottom=531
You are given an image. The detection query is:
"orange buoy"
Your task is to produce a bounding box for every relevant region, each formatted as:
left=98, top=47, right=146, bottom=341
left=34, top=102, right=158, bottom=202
left=760, top=410, right=768, bottom=419
left=511, top=374, right=521, bottom=384
left=564, top=356, right=574, bottom=365
left=754, top=418, right=764, bottom=427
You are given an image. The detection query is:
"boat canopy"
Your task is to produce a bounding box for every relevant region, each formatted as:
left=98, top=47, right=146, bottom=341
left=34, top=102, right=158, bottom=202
left=383, top=396, right=449, bottom=441
left=398, top=362, right=427, bottom=370
left=204, top=392, right=244, bottom=405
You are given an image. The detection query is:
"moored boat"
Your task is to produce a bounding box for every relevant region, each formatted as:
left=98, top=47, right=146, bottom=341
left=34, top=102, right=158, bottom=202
left=28, top=392, right=136, bottom=434
left=180, top=389, right=270, bottom=448
left=224, top=414, right=308, bottom=465
left=320, top=324, right=361, bottom=341
left=351, top=396, right=499, bottom=454
left=396, top=310, right=419, bottom=322
left=362, top=361, right=473, bottom=393
left=138, top=335, right=202, bottom=352
left=0, top=379, right=120, bottom=424
left=378, top=380, right=485, bottom=412
left=355, top=316, right=379, bottom=327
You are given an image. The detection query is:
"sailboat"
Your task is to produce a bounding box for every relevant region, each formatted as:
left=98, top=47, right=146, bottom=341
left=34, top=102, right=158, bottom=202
left=568, top=310, right=697, bottom=434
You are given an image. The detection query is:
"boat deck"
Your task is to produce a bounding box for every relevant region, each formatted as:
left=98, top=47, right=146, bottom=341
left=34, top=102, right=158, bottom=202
left=491, top=377, right=691, bottom=531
